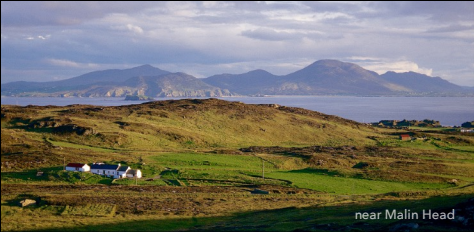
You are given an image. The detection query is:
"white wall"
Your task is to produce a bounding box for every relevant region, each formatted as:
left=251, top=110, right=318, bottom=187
left=135, top=170, right=142, bottom=179
left=91, top=169, right=116, bottom=177
left=81, top=164, right=90, bottom=172
left=126, top=170, right=142, bottom=179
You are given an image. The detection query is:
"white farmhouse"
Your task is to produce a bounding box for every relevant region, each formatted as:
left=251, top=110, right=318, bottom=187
left=90, top=163, right=132, bottom=179
left=65, top=163, right=90, bottom=172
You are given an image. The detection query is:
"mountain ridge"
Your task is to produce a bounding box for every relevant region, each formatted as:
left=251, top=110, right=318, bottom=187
left=2, top=60, right=472, bottom=97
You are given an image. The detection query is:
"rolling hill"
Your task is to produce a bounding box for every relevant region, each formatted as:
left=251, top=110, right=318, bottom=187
left=2, top=98, right=474, bottom=232
left=1, top=98, right=376, bottom=158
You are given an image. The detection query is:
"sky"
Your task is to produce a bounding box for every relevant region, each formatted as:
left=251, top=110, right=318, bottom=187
left=1, top=1, right=473, bottom=86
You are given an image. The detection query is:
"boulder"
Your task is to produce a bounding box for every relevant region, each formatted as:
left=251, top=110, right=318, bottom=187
left=19, top=199, right=36, bottom=207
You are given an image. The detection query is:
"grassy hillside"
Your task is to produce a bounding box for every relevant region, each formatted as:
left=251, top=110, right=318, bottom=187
left=1, top=98, right=473, bottom=231
left=1, top=99, right=380, bottom=169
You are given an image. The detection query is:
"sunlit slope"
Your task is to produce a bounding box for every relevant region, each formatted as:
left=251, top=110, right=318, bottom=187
left=1, top=98, right=378, bottom=151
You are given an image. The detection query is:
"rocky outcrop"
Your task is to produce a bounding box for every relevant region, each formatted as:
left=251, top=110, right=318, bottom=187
left=28, top=117, right=71, bottom=129
left=52, top=124, right=96, bottom=135
left=19, top=199, right=36, bottom=207
left=27, top=117, right=95, bottom=135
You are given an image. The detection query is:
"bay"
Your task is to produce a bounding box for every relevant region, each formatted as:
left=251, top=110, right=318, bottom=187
left=1, top=96, right=473, bottom=126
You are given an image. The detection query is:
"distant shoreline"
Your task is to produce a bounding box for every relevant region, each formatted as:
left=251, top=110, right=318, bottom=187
left=1, top=96, right=473, bottom=127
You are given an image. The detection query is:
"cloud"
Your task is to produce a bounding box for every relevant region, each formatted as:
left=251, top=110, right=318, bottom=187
left=1, top=2, right=473, bottom=86
left=158, top=58, right=314, bottom=78
left=111, top=23, right=144, bottom=34
left=1, top=2, right=159, bottom=27
left=45, top=59, right=100, bottom=69
left=241, top=28, right=298, bottom=41
left=23, top=35, right=51, bottom=40
left=354, top=59, right=433, bottom=76
left=126, top=24, right=144, bottom=34
left=426, top=24, right=474, bottom=33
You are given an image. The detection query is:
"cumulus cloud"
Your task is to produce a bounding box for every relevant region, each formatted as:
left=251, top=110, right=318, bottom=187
left=45, top=58, right=100, bottom=69
left=126, top=24, right=144, bottom=34
left=355, top=59, right=433, bottom=76
left=111, top=23, right=144, bottom=34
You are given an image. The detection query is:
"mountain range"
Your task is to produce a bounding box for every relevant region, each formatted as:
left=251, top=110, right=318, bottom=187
left=1, top=60, right=471, bottom=97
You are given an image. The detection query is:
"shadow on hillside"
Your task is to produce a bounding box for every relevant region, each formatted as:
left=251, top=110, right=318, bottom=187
left=286, top=168, right=347, bottom=177
left=26, top=195, right=473, bottom=232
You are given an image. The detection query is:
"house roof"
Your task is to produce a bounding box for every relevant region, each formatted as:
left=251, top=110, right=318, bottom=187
left=117, top=166, right=130, bottom=171
left=400, top=134, right=410, bottom=137
left=90, top=164, right=119, bottom=170
left=66, top=163, right=86, bottom=168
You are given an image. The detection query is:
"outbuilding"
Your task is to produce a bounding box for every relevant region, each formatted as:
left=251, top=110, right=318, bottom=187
left=126, top=169, right=142, bottom=179
left=400, top=134, right=411, bottom=141
left=65, top=163, right=90, bottom=172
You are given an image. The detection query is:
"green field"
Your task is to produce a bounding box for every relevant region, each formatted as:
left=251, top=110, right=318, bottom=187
left=150, top=153, right=275, bottom=171
left=266, top=169, right=450, bottom=194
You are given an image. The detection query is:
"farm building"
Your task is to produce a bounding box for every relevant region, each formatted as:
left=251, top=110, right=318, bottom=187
left=126, top=169, right=142, bottom=179
left=90, top=163, right=137, bottom=179
left=400, top=134, right=411, bottom=141
left=116, top=165, right=131, bottom=179
left=65, top=163, right=90, bottom=172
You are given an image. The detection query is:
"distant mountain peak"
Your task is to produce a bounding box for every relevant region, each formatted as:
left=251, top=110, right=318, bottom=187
left=313, top=59, right=346, bottom=65
left=245, top=69, right=273, bottom=75
left=301, top=59, right=364, bottom=72
left=129, top=64, right=162, bottom=71
left=380, top=71, right=462, bottom=92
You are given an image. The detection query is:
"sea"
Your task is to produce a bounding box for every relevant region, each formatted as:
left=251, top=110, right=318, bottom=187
left=1, top=96, right=473, bottom=126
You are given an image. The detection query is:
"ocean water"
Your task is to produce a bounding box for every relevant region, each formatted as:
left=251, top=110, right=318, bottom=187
left=1, top=96, right=473, bottom=126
